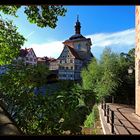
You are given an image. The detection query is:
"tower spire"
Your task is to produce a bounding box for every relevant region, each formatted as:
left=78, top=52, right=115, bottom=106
left=75, top=15, right=81, bottom=34
left=77, top=15, right=79, bottom=21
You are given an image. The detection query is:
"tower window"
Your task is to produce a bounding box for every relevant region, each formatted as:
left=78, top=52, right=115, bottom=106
left=77, top=44, right=81, bottom=50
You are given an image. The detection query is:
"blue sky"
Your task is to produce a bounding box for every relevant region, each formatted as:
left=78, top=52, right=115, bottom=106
left=1, top=6, right=135, bottom=59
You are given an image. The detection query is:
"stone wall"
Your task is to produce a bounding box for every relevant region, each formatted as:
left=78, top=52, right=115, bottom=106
left=135, top=6, right=140, bottom=116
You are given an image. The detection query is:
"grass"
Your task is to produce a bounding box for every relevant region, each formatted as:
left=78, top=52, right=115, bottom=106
left=82, top=104, right=103, bottom=135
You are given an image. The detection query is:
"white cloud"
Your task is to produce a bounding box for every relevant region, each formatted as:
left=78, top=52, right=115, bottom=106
left=23, top=28, right=135, bottom=59
left=86, top=28, right=135, bottom=48
left=23, top=41, right=64, bottom=58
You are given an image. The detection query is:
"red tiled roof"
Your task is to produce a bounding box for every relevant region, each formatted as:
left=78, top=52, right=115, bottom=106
left=37, top=57, right=57, bottom=63
left=19, top=48, right=36, bottom=58
left=37, top=57, right=47, bottom=60
left=19, top=49, right=28, bottom=57
left=37, top=57, right=46, bottom=62
left=47, top=58, right=57, bottom=62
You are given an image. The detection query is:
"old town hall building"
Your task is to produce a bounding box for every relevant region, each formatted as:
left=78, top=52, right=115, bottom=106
left=56, top=17, right=93, bottom=80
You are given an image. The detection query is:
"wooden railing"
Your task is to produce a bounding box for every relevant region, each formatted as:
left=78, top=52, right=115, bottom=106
left=101, top=101, right=134, bottom=135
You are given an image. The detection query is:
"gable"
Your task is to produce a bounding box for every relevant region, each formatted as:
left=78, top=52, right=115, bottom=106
left=67, top=46, right=81, bottom=60
left=26, top=48, right=37, bottom=58
left=58, top=46, right=75, bottom=59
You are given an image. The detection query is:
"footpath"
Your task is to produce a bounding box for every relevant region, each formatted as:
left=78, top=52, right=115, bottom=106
left=99, top=103, right=140, bottom=135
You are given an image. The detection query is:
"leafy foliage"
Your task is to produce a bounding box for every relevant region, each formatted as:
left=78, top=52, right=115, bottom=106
left=81, top=59, right=100, bottom=91
left=84, top=105, right=99, bottom=128
left=0, top=64, right=49, bottom=134
left=114, top=48, right=135, bottom=104
left=0, top=17, right=26, bottom=65
left=81, top=47, right=135, bottom=103
left=0, top=5, right=66, bottom=65
left=0, top=6, right=67, bottom=28
left=95, top=48, right=121, bottom=100
left=0, top=64, right=94, bottom=135
left=0, top=5, right=97, bottom=135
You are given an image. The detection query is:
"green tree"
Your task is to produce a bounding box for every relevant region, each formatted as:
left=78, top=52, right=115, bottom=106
left=0, top=17, right=26, bottom=65
left=95, top=48, right=121, bottom=101
left=81, top=58, right=99, bottom=91
left=0, top=5, right=95, bottom=135
left=115, top=48, right=135, bottom=105
left=0, top=64, right=48, bottom=134
left=81, top=48, right=121, bottom=101
left=0, top=6, right=66, bottom=65
left=0, top=6, right=67, bottom=28
left=0, top=64, right=92, bottom=135
left=81, top=47, right=135, bottom=104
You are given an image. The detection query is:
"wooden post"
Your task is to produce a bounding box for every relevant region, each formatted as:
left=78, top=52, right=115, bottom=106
left=111, top=110, right=114, bottom=134
left=112, top=96, right=114, bottom=103
left=107, top=105, right=110, bottom=123
left=104, top=103, right=106, bottom=116
left=101, top=100, right=103, bottom=109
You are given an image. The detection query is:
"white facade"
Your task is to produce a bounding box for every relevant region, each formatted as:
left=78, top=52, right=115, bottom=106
left=24, top=49, right=37, bottom=65
left=49, top=60, right=59, bottom=70
left=58, top=45, right=84, bottom=80
left=16, top=48, right=37, bottom=66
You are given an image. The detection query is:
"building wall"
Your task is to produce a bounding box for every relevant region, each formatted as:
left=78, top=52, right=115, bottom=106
left=49, top=60, right=59, bottom=70
left=25, top=50, right=37, bottom=65
left=58, top=70, right=75, bottom=80
left=58, top=45, right=83, bottom=80
left=15, top=49, right=37, bottom=66
left=135, top=6, right=140, bottom=116
left=63, top=39, right=92, bottom=60
left=58, top=59, right=83, bottom=80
